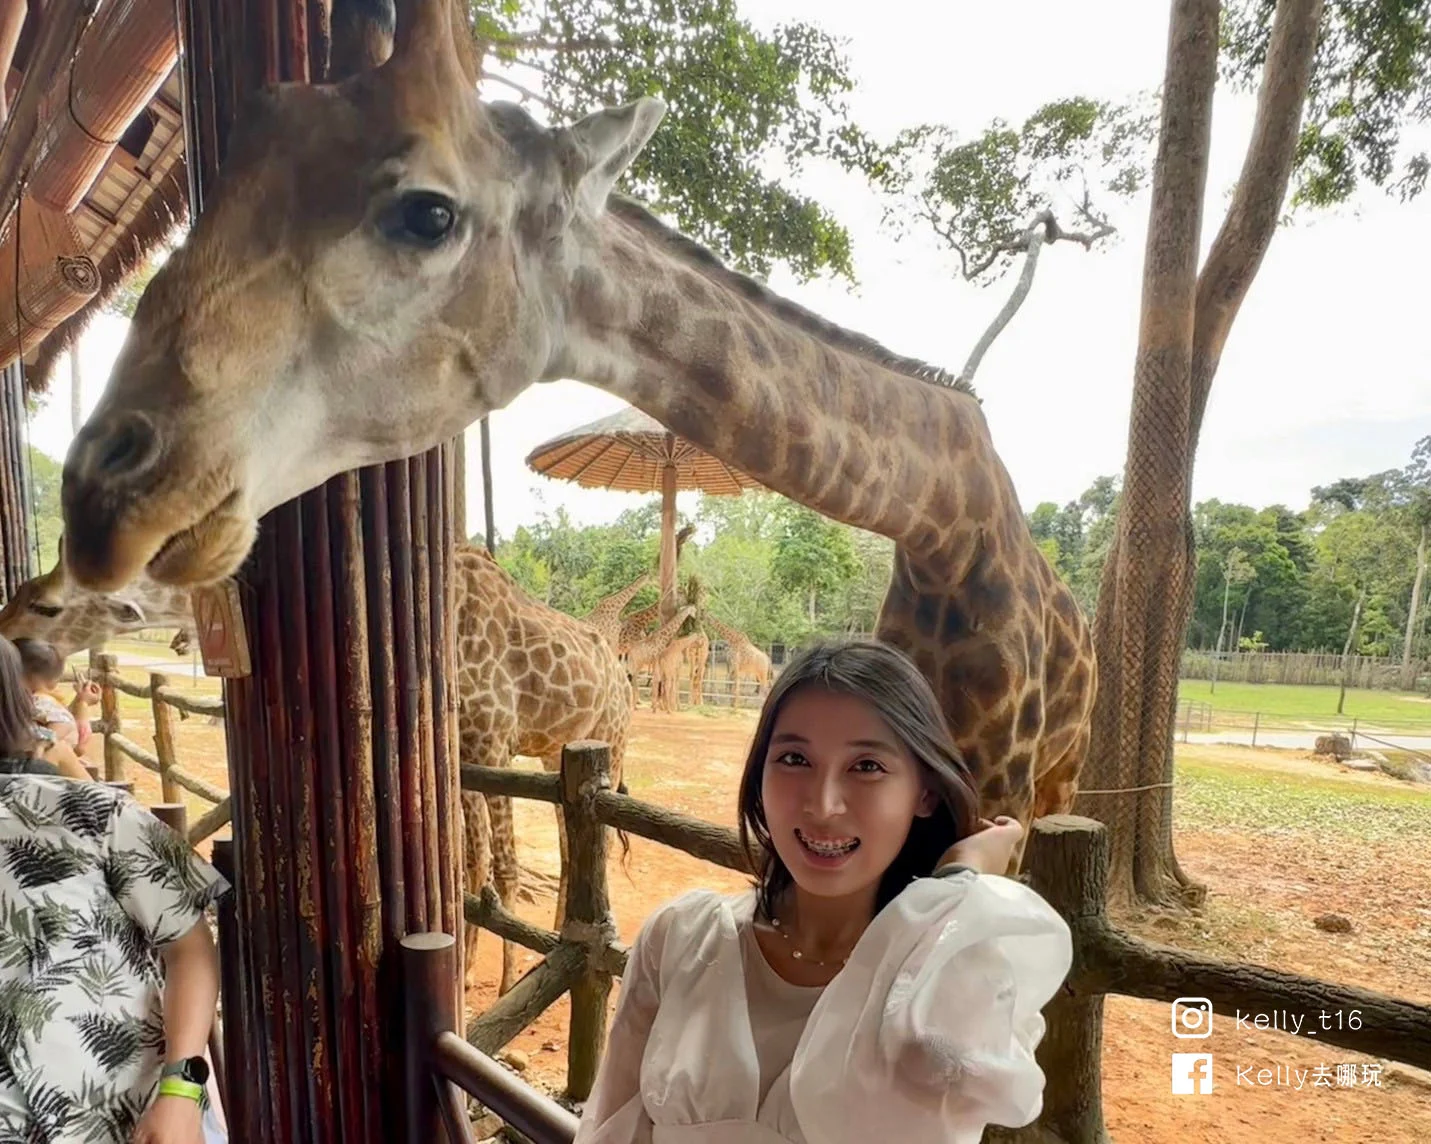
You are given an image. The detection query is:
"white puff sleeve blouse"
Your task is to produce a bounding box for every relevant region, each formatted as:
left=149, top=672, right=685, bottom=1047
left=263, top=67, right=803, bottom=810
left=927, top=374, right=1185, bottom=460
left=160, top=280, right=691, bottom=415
left=574, top=870, right=1073, bottom=1144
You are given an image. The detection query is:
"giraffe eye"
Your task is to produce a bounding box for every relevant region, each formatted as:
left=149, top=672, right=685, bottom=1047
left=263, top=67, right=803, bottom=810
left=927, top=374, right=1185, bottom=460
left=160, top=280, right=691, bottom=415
left=30, top=603, right=62, bottom=618
left=381, top=191, right=458, bottom=248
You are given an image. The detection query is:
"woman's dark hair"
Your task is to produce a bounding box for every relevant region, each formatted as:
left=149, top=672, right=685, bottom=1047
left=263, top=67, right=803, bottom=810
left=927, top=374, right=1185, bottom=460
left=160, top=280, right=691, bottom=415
left=0, top=637, right=41, bottom=758
left=13, top=637, right=63, bottom=685
left=737, top=639, right=979, bottom=922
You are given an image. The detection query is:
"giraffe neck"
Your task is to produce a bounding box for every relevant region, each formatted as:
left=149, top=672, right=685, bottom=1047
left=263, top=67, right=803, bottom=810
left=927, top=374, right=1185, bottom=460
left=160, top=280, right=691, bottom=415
left=555, top=199, right=1026, bottom=570
left=588, top=572, right=653, bottom=621
left=703, top=616, right=744, bottom=645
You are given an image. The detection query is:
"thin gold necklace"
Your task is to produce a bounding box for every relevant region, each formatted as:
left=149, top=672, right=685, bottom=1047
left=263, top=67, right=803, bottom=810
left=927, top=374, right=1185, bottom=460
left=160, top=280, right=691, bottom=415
left=762, top=911, right=853, bottom=968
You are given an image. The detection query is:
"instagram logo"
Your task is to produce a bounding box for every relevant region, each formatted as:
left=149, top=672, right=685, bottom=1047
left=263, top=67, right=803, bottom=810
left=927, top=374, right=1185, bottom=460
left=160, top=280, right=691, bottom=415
left=1171, top=996, right=1214, bottom=1038
left=1171, top=1053, right=1214, bottom=1094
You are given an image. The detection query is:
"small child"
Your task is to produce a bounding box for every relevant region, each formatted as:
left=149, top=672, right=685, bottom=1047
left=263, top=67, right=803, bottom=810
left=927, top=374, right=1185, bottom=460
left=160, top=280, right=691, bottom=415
left=14, top=637, right=99, bottom=754
left=575, top=639, right=1072, bottom=1143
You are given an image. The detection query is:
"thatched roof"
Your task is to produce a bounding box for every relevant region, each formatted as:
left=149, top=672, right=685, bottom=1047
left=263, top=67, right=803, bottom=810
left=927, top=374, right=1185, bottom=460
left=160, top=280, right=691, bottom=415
left=526, top=407, right=763, bottom=497
left=0, top=9, right=188, bottom=394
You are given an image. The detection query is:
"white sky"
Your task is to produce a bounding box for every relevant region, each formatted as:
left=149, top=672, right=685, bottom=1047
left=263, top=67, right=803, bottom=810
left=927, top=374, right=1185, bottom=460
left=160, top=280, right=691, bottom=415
left=26, top=1, right=1431, bottom=541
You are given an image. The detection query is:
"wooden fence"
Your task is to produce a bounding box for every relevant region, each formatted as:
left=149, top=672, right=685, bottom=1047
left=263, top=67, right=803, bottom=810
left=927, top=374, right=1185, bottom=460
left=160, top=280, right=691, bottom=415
left=1181, top=648, right=1426, bottom=690
left=437, top=741, right=1431, bottom=1143
left=86, top=651, right=233, bottom=848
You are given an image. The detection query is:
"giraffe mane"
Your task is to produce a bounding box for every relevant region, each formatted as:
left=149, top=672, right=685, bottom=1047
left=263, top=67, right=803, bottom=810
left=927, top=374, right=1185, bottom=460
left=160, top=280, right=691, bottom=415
left=604, top=194, right=977, bottom=399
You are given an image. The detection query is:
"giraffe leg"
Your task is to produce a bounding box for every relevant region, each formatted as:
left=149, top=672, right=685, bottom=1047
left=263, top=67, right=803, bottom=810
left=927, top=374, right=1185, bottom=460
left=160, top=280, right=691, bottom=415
left=460, top=789, right=492, bottom=992
left=977, top=773, right=1039, bottom=877
left=488, top=788, right=523, bottom=996
left=542, top=752, right=571, bottom=930
left=1033, top=724, right=1091, bottom=819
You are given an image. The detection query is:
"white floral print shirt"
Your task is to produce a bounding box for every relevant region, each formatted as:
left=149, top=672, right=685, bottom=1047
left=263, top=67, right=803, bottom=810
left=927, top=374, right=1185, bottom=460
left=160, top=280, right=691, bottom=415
left=0, top=774, right=229, bottom=1143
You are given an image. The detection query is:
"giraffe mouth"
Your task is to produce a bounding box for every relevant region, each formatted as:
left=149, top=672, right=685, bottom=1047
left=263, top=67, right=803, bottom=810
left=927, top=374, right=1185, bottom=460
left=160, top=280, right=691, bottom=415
left=144, top=489, right=256, bottom=586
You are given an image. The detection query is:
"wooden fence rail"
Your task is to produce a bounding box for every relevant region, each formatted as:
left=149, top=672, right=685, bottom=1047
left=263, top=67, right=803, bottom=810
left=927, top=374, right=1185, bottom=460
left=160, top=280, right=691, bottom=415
left=87, top=652, right=233, bottom=847
left=454, top=744, right=1431, bottom=1143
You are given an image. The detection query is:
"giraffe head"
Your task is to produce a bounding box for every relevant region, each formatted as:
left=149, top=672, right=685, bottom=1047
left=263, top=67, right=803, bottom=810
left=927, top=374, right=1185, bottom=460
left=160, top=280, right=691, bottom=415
left=0, top=539, right=163, bottom=656
left=62, top=0, right=666, bottom=592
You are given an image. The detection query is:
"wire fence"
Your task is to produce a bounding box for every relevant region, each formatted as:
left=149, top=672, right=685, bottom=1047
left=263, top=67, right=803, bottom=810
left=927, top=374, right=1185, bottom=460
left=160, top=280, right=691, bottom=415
left=1175, top=697, right=1431, bottom=759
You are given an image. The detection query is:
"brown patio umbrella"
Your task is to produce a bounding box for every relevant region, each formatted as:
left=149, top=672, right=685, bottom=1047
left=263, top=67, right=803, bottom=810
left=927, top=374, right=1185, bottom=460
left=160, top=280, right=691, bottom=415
left=525, top=407, right=761, bottom=622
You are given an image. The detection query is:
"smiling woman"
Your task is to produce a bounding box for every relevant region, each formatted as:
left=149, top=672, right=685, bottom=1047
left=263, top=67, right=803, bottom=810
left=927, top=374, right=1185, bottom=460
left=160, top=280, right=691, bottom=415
left=574, top=639, right=1072, bottom=1143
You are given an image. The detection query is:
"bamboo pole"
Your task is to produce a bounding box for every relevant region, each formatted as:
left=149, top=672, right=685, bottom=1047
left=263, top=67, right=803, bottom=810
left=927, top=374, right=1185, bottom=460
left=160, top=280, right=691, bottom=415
left=330, top=470, right=384, bottom=1136
left=302, top=485, right=363, bottom=1144
left=185, top=3, right=461, bottom=1138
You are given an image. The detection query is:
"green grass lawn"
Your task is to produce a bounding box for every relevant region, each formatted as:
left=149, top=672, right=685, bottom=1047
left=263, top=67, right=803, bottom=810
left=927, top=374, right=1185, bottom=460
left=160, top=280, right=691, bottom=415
left=1174, top=752, right=1431, bottom=841
left=1177, top=679, right=1431, bottom=727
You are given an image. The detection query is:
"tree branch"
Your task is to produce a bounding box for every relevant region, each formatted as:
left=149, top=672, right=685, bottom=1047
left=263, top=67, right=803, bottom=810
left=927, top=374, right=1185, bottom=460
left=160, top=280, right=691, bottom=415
left=957, top=209, right=1116, bottom=386
left=488, top=34, right=613, bottom=54
left=1188, top=0, right=1326, bottom=449
left=480, top=70, right=559, bottom=114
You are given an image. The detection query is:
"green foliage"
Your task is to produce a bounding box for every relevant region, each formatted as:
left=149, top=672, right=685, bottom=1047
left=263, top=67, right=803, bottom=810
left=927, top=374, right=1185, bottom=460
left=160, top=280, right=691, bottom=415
left=886, top=97, right=1156, bottom=281
left=1046, top=438, right=1431, bottom=659
left=770, top=502, right=860, bottom=620
left=99, top=256, right=163, bottom=321
left=491, top=490, right=890, bottom=646
left=1026, top=475, right=1122, bottom=614
left=475, top=0, right=890, bottom=280
left=28, top=447, right=63, bottom=569
left=1221, top=0, right=1431, bottom=206
left=896, top=4, right=1429, bottom=285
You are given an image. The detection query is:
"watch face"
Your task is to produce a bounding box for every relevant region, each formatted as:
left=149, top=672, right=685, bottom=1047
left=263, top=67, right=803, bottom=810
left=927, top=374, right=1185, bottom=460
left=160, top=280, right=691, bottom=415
left=174, top=1056, right=210, bottom=1085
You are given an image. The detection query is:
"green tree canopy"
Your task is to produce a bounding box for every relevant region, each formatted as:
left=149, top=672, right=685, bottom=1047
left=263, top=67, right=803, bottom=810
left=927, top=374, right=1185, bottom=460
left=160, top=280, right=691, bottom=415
left=474, top=0, right=889, bottom=280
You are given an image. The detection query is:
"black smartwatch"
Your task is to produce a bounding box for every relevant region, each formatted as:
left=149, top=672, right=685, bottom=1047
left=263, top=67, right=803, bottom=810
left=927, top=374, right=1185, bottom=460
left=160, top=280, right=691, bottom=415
left=161, top=1056, right=211, bottom=1086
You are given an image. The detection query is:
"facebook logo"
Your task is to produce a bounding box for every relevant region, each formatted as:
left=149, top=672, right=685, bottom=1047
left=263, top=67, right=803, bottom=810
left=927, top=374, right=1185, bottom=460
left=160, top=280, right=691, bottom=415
left=1171, top=1053, right=1214, bottom=1095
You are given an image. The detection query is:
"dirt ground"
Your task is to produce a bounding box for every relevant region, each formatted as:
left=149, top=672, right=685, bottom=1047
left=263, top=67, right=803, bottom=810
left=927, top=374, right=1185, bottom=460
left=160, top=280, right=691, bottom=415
left=107, top=700, right=1431, bottom=1143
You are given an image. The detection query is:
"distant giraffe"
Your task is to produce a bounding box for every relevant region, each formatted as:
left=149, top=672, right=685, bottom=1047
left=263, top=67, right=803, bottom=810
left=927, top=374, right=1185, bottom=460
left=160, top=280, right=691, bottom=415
left=702, top=614, right=772, bottom=706
left=651, top=629, right=709, bottom=713
left=625, top=606, right=696, bottom=710
left=581, top=571, right=654, bottom=652
left=617, top=601, right=661, bottom=656
left=452, top=546, right=630, bottom=994
left=584, top=525, right=693, bottom=653
left=684, top=629, right=710, bottom=707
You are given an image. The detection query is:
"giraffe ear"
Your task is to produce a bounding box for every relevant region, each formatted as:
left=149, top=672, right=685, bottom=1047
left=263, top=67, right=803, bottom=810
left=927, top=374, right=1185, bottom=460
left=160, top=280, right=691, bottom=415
left=560, top=97, right=667, bottom=216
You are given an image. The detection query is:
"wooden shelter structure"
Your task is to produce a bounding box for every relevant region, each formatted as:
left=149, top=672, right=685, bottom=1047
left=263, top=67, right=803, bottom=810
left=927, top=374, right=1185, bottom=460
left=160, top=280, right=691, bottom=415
left=527, top=407, right=761, bottom=622
left=0, top=0, right=189, bottom=597
left=0, top=3, right=462, bottom=1141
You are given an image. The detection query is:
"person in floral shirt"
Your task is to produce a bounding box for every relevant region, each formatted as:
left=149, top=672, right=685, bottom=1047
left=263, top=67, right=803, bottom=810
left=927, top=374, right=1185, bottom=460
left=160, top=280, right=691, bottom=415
left=0, top=633, right=229, bottom=1142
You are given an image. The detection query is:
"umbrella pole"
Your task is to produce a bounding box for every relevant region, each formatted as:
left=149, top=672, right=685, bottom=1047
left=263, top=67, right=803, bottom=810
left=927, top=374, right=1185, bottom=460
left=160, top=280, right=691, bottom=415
left=659, top=461, right=678, bottom=625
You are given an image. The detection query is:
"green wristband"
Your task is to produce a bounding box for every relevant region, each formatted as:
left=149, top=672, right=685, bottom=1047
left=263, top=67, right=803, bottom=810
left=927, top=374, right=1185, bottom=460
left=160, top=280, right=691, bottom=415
left=157, top=1077, right=205, bottom=1104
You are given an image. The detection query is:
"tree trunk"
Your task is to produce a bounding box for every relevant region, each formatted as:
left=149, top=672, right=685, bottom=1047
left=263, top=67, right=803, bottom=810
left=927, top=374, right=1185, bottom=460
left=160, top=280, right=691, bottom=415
left=1337, top=586, right=1366, bottom=715
left=480, top=415, right=496, bottom=551
left=1234, top=589, right=1251, bottom=652
left=1401, top=525, right=1426, bottom=691
left=659, top=454, right=678, bottom=624
left=1211, top=570, right=1231, bottom=693
left=1074, top=0, right=1325, bottom=911
left=1075, top=0, right=1220, bottom=910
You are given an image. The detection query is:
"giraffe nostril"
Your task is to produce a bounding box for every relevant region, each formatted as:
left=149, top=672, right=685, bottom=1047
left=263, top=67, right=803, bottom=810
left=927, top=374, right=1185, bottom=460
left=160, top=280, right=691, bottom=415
left=92, top=413, right=161, bottom=479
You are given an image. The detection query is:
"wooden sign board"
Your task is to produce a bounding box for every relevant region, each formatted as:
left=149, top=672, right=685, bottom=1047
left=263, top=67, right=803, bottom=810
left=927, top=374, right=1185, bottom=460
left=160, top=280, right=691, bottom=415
left=190, top=580, right=251, bottom=678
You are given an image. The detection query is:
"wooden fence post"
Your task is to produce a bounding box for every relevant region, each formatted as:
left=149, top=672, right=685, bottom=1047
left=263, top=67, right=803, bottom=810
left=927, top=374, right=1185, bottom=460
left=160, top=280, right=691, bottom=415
left=559, top=740, right=615, bottom=1102
left=151, top=802, right=188, bottom=839
left=987, top=816, right=1112, bottom=1144
left=151, top=671, right=181, bottom=804
left=402, top=933, right=464, bottom=1144
left=97, top=652, right=122, bottom=781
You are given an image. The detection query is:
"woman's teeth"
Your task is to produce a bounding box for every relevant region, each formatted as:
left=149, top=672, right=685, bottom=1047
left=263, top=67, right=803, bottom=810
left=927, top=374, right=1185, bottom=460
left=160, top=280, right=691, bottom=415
left=796, top=829, right=860, bottom=857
